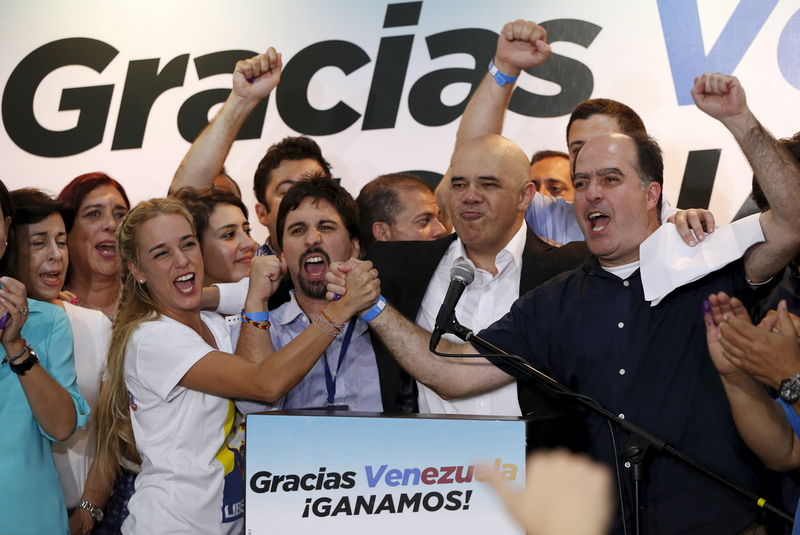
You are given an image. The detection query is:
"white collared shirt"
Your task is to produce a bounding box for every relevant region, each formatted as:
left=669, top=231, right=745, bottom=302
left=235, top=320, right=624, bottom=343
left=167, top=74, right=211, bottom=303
left=415, top=224, right=527, bottom=416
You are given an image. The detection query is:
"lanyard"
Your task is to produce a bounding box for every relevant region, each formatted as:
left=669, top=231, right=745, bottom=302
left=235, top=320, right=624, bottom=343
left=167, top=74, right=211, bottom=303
left=322, top=319, right=356, bottom=406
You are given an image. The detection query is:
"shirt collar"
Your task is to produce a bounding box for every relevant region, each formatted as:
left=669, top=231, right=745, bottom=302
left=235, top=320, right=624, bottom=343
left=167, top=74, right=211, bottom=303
left=581, top=256, right=641, bottom=280
left=452, top=222, right=527, bottom=273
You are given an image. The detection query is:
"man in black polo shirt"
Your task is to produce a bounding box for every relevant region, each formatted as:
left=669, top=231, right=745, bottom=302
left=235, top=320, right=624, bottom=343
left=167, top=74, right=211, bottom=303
left=347, top=72, right=800, bottom=533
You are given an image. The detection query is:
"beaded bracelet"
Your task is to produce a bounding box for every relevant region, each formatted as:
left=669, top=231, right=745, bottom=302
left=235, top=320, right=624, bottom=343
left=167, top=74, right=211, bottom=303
left=2, top=339, right=28, bottom=365
left=242, top=315, right=271, bottom=330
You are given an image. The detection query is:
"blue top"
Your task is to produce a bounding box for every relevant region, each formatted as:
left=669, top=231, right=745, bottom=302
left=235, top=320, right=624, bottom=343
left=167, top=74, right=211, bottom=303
left=0, top=299, right=90, bottom=535
left=478, top=258, right=776, bottom=534
left=777, top=398, right=800, bottom=535
left=524, top=193, right=583, bottom=244
left=237, top=291, right=382, bottom=413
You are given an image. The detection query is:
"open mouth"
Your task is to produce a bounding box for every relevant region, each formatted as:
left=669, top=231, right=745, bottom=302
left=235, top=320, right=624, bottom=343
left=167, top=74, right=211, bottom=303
left=173, top=272, right=196, bottom=295
left=95, top=240, right=117, bottom=259
left=587, top=211, right=610, bottom=232
left=39, top=271, right=63, bottom=287
left=301, top=250, right=330, bottom=280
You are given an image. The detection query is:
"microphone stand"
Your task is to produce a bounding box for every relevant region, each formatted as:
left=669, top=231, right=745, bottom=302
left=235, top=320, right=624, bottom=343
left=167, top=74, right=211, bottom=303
left=441, top=319, right=793, bottom=529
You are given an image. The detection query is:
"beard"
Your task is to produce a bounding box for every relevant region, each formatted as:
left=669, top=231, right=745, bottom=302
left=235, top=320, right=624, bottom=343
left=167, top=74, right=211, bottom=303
left=297, top=276, right=327, bottom=299
left=295, top=246, right=330, bottom=299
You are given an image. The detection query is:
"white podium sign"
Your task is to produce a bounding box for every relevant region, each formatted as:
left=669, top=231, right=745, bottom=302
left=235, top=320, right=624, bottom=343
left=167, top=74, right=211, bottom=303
left=245, top=411, right=525, bottom=535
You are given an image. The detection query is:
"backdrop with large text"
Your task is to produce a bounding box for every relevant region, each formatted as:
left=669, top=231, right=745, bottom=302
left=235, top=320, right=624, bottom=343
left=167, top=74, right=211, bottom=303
left=1, top=0, right=798, bottom=244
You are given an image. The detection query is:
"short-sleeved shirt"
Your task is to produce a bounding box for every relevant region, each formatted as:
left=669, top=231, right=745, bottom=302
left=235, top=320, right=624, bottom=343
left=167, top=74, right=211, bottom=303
left=124, top=312, right=245, bottom=535
left=478, top=257, right=776, bottom=534
left=0, top=299, right=89, bottom=535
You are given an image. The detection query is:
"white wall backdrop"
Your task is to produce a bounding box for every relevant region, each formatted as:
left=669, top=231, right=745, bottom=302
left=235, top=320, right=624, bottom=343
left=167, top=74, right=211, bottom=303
left=1, top=0, right=799, bottom=244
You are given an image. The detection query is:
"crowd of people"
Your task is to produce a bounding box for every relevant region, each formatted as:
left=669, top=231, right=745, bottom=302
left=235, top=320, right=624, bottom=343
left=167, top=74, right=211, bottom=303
left=4, top=17, right=800, bottom=535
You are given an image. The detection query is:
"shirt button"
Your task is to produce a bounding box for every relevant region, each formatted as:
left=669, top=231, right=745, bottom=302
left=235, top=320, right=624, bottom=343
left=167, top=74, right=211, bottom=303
left=623, top=280, right=630, bottom=287
left=618, top=413, right=625, bottom=419
left=617, top=322, right=624, bottom=328
left=619, top=368, right=626, bottom=375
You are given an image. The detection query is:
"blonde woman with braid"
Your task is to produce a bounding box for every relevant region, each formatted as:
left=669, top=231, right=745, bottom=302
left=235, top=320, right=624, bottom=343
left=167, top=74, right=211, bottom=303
left=94, top=198, right=378, bottom=535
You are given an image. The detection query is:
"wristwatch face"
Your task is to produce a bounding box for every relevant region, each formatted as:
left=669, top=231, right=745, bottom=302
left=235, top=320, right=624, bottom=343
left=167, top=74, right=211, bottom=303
left=779, top=376, right=800, bottom=404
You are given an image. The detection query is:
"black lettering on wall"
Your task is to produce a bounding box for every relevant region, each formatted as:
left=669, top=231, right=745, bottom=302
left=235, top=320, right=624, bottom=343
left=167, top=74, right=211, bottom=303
left=383, top=2, right=423, bottom=28
left=676, top=149, right=721, bottom=209
left=2, top=38, right=118, bottom=157
left=111, top=55, right=189, bottom=149
left=276, top=41, right=370, bottom=135
left=408, top=28, right=496, bottom=126
left=363, top=2, right=422, bottom=129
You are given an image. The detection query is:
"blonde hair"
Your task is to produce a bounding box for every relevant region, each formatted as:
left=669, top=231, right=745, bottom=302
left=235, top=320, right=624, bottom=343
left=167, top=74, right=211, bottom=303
left=94, top=197, right=193, bottom=480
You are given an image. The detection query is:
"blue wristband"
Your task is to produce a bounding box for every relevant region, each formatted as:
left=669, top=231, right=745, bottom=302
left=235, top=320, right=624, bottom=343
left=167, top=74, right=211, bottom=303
left=360, top=295, right=387, bottom=322
left=488, top=59, right=519, bottom=87
left=243, top=310, right=269, bottom=322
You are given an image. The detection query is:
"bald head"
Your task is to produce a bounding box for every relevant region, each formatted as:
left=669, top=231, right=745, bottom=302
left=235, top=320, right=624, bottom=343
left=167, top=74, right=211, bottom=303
left=448, top=134, right=534, bottom=260
left=452, top=134, right=530, bottom=189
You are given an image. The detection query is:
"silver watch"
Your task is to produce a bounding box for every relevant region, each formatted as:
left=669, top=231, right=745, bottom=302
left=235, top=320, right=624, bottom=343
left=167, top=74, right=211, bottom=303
left=79, top=499, right=104, bottom=522
left=779, top=374, right=800, bottom=405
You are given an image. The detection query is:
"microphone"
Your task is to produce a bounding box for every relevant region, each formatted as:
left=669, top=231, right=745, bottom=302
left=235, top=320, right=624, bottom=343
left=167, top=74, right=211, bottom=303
left=429, top=262, right=475, bottom=351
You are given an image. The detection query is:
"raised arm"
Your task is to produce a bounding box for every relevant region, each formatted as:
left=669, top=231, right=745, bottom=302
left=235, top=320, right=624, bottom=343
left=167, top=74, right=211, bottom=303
left=692, top=73, right=800, bottom=281
left=454, top=20, right=550, bottom=151
left=169, top=48, right=282, bottom=194
left=2, top=278, right=80, bottom=441
left=232, top=255, right=285, bottom=363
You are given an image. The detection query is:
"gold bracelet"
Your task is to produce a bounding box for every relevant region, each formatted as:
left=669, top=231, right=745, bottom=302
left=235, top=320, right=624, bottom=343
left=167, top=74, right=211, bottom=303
left=312, top=314, right=344, bottom=336
left=319, top=308, right=347, bottom=330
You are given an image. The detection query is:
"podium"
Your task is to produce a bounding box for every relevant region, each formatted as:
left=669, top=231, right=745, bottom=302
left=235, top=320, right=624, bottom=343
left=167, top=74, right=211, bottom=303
left=245, top=410, right=526, bottom=534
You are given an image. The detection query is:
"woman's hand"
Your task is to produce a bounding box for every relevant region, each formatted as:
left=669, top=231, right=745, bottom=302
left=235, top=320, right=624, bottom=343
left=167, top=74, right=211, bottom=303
left=0, top=276, right=29, bottom=350
left=244, top=255, right=286, bottom=311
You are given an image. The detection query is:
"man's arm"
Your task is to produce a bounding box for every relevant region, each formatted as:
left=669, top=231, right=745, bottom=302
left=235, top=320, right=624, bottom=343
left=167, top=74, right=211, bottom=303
left=454, top=20, right=550, bottom=151
left=169, top=48, right=282, bottom=194
left=367, top=304, right=515, bottom=399
left=327, top=260, right=513, bottom=399
left=692, top=73, right=800, bottom=282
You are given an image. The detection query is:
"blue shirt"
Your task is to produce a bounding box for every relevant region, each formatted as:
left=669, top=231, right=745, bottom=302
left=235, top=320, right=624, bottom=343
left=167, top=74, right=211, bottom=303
left=777, top=398, right=800, bottom=535
left=238, top=291, right=383, bottom=413
left=524, top=194, right=583, bottom=244
left=478, top=258, right=777, bottom=534
left=0, top=299, right=90, bottom=535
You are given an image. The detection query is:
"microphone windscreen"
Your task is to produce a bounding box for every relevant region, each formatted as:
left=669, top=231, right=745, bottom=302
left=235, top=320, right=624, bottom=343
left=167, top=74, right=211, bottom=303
left=450, top=262, right=475, bottom=285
